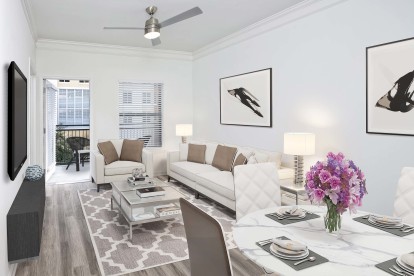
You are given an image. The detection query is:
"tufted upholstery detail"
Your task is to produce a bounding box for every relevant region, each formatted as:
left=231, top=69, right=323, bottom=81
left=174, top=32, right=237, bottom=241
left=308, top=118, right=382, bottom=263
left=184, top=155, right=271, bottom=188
left=394, top=167, right=414, bottom=225
left=234, top=163, right=281, bottom=221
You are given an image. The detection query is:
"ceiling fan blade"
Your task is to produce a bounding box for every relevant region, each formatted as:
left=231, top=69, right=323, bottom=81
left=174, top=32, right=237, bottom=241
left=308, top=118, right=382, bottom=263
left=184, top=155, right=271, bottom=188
left=103, top=27, right=145, bottom=30
left=160, top=7, right=202, bottom=28
left=151, top=37, right=161, bottom=46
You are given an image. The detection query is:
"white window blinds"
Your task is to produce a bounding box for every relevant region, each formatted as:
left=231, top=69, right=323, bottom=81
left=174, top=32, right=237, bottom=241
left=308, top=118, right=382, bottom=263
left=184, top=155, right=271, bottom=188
left=118, top=82, right=163, bottom=147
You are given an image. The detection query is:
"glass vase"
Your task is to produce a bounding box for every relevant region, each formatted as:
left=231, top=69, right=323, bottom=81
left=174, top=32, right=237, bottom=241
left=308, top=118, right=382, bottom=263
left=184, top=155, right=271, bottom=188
left=324, top=200, right=341, bottom=234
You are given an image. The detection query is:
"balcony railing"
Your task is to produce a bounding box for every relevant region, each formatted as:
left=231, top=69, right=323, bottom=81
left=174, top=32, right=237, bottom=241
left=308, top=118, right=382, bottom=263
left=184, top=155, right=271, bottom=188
left=56, top=125, right=90, bottom=165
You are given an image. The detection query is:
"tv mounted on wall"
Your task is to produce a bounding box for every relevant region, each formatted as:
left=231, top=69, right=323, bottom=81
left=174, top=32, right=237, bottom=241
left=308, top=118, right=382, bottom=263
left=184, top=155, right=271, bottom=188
left=8, top=61, right=28, bottom=181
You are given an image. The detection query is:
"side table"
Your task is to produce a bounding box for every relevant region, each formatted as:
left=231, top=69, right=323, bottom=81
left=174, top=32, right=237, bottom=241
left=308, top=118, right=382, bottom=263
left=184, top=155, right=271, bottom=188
left=279, top=180, right=307, bottom=205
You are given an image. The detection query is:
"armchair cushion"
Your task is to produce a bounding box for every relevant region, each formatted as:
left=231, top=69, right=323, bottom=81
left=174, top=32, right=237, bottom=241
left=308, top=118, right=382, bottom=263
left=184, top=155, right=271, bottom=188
left=97, top=141, right=118, bottom=164
left=105, top=161, right=145, bottom=176
left=120, top=139, right=144, bottom=162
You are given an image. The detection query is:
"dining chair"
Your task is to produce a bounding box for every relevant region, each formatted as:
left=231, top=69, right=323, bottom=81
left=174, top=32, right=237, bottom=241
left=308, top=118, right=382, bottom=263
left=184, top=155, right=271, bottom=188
left=66, top=137, right=90, bottom=171
left=393, top=167, right=414, bottom=225
left=234, top=163, right=281, bottom=221
left=180, top=198, right=233, bottom=276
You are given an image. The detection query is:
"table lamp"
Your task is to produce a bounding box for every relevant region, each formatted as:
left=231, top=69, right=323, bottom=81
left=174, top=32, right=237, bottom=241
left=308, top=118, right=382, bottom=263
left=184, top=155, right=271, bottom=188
left=176, top=124, right=193, bottom=143
left=284, top=133, right=315, bottom=187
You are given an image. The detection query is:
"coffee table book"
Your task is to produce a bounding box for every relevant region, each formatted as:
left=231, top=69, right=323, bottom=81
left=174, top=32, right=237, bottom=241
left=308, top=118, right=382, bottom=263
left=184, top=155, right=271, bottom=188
left=136, top=187, right=166, bottom=198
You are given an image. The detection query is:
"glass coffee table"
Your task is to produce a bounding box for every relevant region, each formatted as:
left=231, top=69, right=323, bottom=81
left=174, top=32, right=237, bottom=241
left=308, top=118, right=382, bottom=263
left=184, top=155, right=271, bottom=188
left=110, top=178, right=188, bottom=239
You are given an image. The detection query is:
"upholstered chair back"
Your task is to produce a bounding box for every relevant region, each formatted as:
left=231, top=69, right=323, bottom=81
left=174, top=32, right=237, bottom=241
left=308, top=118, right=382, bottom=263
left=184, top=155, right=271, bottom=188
left=394, top=167, right=414, bottom=225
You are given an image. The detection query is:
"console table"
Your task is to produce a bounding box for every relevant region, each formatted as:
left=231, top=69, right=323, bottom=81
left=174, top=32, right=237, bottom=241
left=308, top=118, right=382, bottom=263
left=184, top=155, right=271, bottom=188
left=7, top=174, right=45, bottom=262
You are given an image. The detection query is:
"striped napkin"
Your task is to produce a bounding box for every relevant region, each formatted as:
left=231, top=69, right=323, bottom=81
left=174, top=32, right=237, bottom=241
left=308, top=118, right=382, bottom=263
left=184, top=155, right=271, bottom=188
left=370, top=214, right=402, bottom=225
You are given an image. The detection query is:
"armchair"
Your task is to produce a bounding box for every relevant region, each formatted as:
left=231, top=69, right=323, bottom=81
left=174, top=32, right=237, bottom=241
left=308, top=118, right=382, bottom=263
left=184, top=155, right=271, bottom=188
left=90, top=139, right=155, bottom=192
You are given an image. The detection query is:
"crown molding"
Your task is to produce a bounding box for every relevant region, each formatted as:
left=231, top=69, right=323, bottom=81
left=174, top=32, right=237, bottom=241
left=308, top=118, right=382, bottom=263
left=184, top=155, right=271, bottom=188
left=21, top=0, right=38, bottom=40
left=193, top=0, right=348, bottom=60
left=36, top=39, right=193, bottom=61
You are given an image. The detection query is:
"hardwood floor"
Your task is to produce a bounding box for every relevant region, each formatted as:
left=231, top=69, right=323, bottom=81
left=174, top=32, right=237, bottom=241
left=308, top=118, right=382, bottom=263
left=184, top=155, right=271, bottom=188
left=15, top=182, right=264, bottom=276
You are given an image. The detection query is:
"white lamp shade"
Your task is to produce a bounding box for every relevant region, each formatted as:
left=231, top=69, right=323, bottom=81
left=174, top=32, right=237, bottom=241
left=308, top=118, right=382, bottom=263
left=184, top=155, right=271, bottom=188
left=284, top=133, right=315, bottom=155
left=176, top=124, right=193, bottom=136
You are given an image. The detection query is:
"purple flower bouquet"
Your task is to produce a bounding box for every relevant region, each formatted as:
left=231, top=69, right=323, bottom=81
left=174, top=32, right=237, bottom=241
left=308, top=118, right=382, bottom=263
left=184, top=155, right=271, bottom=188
left=305, top=152, right=367, bottom=233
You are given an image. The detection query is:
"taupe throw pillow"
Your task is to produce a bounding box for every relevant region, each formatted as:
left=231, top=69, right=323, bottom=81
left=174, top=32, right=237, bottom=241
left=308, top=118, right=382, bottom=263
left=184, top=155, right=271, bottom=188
left=232, top=153, right=247, bottom=175
left=187, top=144, right=206, bottom=164
left=120, top=139, right=144, bottom=162
left=97, top=141, right=119, bottom=165
left=212, top=145, right=238, bottom=171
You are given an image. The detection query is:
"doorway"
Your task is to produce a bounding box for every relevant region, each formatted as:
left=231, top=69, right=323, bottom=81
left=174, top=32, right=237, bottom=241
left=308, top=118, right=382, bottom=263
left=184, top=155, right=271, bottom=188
left=43, top=79, right=91, bottom=184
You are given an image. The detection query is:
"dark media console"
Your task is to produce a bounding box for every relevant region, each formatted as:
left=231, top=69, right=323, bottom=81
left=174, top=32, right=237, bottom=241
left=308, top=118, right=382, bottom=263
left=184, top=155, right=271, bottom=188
left=7, top=174, right=45, bottom=262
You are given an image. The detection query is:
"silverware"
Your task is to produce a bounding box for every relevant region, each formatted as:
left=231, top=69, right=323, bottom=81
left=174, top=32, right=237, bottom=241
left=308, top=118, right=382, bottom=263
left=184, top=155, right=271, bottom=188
left=257, top=239, right=273, bottom=245
left=403, top=228, right=414, bottom=233
left=402, top=225, right=414, bottom=231
left=389, top=267, right=405, bottom=276
left=269, top=213, right=285, bottom=220
left=393, top=265, right=414, bottom=276
left=293, top=256, right=316, bottom=266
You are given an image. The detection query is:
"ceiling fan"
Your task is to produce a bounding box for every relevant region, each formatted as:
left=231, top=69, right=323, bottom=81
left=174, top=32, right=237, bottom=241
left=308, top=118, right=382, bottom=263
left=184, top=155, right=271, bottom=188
left=103, top=6, right=203, bottom=46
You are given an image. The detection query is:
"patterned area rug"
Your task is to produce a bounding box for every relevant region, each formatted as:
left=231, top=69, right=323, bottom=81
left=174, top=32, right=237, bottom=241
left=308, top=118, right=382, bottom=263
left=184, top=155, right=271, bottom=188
left=78, top=182, right=236, bottom=276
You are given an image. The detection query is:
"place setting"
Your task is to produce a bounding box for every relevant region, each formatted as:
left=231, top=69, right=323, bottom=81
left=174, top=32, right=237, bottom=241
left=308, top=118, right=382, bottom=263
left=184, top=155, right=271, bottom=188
left=376, top=252, right=414, bottom=276
left=256, top=236, right=328, bottom=271
left=265, top=206, right=320, bottom=225
left=353, top=214, right=414, bottom=237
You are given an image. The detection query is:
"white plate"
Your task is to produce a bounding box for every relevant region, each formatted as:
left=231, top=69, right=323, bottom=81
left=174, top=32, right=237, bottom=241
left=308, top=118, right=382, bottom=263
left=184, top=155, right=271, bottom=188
left=272, top=244, right=307, bottom=256
left=368, top=218, right=403, bottom=229
left=270, top=244, right=309, bottom=260
left=397, top=256, right=414, bottom=274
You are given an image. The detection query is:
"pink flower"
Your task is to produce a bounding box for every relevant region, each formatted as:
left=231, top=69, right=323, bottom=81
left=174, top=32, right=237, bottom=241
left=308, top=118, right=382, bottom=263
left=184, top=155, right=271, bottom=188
left=329, top=176, right=341, bottom=190
left=312, top=188, right=325, bottom=203
left=319, top=170, right=331, bottom=183
left=325, top=189, right=339, bottom=205
left=307, top=180, right=315, bottom=189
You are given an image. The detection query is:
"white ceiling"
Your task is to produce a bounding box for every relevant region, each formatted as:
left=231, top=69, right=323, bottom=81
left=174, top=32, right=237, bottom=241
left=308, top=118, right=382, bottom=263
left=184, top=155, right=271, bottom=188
left=29, top=0, right=306, bottom=52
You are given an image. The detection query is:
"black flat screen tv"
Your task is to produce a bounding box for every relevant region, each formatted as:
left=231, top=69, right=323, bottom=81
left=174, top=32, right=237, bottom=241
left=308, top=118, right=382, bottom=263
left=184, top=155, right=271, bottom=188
left=8, top=61, right=27, bottom=181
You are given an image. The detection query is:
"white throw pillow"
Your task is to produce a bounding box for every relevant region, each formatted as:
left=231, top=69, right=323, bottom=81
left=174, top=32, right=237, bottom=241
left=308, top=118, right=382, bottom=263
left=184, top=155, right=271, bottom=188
left=247, top=155, right=258, bottom=164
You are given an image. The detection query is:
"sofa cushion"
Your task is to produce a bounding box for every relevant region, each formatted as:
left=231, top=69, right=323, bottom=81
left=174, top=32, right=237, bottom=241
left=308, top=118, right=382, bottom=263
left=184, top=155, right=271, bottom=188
left=105, top=161, right=145, bottom=176
left=212, top=145, right=237, bottom=171
left=196, top=171, right=235, bottom=200
left=187, top=144, right=206, bottom=164
left=98, top=141, right=119, bottom=164
left=120, top=139, right=144, bottom=162
left=170, top=161, right=219, bottom=180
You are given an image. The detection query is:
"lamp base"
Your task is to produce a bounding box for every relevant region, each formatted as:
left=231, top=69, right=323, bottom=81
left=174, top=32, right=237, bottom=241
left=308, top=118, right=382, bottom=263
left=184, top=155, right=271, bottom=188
left=181, top=136, right=188, bottom=144
left=293, top=155, right=304, bottom=188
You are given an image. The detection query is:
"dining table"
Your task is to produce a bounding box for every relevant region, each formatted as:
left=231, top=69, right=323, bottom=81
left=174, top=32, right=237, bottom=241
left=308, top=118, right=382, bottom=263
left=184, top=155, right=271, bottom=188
left=233, top=205, right=414, bottom=276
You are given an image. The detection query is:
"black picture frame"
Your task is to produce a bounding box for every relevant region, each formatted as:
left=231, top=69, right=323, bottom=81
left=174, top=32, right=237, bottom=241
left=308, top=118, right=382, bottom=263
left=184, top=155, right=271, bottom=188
left=366, top=36, right=414, bottom=136
left=220, top=68, right=272, bottom=127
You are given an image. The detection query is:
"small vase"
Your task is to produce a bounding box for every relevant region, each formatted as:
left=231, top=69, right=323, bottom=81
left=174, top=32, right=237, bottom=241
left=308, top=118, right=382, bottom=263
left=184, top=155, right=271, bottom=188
left=324, top=200, right=341, bottom=234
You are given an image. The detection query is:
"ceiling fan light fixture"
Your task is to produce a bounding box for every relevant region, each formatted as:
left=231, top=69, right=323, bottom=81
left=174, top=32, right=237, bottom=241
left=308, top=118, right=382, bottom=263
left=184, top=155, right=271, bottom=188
left=144, top=16, right=160, bottom=39
left=144, top=28, right=160, bottom=39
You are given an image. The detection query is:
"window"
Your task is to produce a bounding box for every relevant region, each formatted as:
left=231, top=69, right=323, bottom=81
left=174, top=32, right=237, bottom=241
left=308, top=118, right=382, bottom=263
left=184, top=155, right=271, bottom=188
left=57, top=88, right=90, bottom=125
left=118, top=82, right=163, bottom=147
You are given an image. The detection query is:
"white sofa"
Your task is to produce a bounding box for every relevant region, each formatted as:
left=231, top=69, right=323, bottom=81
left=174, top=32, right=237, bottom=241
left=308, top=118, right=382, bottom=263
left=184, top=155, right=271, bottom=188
left=91, top=139, right=156, bottom=192
left=167, top=142, right=294, bottom=214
